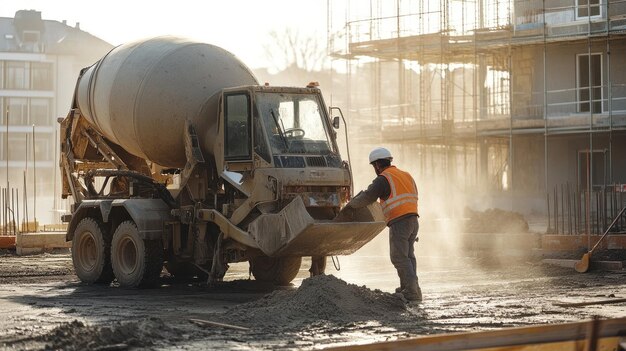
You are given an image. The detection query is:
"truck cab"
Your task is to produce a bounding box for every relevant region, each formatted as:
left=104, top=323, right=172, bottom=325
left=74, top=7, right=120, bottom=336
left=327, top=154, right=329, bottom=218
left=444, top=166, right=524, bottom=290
left=215, top=85, right=351, bottom=226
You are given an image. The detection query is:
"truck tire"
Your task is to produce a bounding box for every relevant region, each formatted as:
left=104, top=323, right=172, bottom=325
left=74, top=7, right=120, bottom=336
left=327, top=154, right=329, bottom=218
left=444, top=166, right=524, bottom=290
left=111, top=220, right=163, bottom=288
left=72, top=217, right=114, bottom=284
left=250, top=256, right=302, bottom=286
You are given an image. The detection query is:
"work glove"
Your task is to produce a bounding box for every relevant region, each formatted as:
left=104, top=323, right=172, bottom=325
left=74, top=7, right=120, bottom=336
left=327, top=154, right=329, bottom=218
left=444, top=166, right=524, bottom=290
left=334, top=204, right=355, bottom=222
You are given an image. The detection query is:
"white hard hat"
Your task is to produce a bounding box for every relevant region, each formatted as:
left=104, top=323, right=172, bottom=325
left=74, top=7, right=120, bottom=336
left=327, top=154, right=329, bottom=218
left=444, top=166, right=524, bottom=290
left=369, top=147, right=393, bottom=164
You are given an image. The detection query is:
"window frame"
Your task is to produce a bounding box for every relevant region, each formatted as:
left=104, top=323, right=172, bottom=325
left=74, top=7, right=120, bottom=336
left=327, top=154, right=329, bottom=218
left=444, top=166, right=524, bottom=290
left=30, top=62, right=53, bottom=91
left=576, top=0, right=602, bottom=20
left=576, top=52, right=603, bottom=114
left=223, top=92, right=253, bottom=162
left=5, top=61, right=30, bottom=90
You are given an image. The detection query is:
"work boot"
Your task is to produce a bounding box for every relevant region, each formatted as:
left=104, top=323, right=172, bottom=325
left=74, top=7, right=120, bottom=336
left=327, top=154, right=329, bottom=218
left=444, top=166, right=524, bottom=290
left=401, top=282, right=422, bottom=302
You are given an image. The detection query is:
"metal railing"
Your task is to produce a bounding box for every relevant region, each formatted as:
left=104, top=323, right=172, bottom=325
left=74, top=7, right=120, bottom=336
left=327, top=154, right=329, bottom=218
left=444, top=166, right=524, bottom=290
left=1, top=186, right=19, bottom=235
left=547, top=183, right=626, bottom=234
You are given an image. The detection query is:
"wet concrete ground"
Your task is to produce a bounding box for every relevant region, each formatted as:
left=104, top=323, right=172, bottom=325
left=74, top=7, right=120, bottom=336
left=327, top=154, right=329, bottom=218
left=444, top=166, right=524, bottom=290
left=0, top=242, right=625, bottom=350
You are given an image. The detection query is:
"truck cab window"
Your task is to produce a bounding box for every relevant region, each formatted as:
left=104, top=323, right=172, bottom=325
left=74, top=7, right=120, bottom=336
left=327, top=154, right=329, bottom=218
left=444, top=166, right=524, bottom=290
left=225, top=94, right=251, bottom=160
left=253, top=108, right=271, bottom=163
left=257, top=92, right=334, bottom=156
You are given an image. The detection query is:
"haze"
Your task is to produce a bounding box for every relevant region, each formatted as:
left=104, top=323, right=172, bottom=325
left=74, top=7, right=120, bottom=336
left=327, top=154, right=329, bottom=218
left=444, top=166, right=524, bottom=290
left=0, top=0, right=328, bottom=69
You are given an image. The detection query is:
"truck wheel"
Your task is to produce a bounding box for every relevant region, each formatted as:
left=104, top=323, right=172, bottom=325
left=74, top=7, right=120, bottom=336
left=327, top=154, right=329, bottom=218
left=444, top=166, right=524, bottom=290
left=72, top=217, right=114, bottom=284
left=111, top=220, right=163, bottom=288
left=250, top=256, right=302, bottom=286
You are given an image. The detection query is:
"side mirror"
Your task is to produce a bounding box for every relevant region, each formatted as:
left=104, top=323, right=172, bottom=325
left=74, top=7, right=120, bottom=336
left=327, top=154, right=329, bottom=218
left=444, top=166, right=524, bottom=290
left=332, top=116, right=340, bottom=129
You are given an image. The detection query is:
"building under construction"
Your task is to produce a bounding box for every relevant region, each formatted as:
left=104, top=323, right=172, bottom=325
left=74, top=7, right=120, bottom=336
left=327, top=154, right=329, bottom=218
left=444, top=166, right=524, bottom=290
left=328, top=0, right=626, bottom=233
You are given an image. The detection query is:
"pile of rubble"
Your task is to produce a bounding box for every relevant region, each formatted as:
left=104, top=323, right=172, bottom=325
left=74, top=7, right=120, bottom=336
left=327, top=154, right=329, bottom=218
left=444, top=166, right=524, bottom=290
left=464, top=207, right=529, bottom=233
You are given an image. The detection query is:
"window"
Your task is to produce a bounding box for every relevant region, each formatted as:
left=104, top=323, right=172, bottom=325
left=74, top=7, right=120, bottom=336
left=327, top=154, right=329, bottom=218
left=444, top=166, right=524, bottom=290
left=257, top=92, right=333, bottom=155
left=224, top=94, right=251, bottom=160
left=7, top=134, right=27, bottom=161
left=30, top=98, right=51, bottom=126
left=34, top=134, right=51, bottom=161
left=31, top=62, right=52, bottom=90
left=577, top=53, right=602, bottom=113
left=21, top=30, right=40, bottom=43
left=1, top=133, right=53, bottom=162
left=578, top=150, right=607, bottom=190
left=577, top=0, right=601, bottom=18
left=2, top=97, right=51, bottom=126
left=7, top=97, right=28, bottom=125
left=5, top=61, right=29, bottom=90
left=253, top=109, right=271, bottom=163
left=2, top=61, right=51, bottom=90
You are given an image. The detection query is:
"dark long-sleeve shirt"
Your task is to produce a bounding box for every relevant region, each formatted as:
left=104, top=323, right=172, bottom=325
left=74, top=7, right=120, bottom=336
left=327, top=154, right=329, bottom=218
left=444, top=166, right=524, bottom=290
left=348, top=172, right=418, bottom=226
left=349, top=175, right=390, bottom=208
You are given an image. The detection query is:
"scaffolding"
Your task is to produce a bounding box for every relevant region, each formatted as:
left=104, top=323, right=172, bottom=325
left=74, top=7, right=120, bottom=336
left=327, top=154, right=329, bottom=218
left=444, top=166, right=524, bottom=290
left=328, top=0, right=626, bottom=223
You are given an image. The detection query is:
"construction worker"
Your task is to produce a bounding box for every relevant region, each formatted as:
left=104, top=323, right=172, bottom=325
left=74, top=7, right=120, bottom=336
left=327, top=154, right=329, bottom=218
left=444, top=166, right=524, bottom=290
left=344, top=147, right=421, bottom=301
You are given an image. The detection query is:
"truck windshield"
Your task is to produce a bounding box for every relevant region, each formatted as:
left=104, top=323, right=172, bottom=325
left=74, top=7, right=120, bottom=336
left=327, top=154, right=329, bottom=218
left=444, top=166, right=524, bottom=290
left=256, top=92, right=333, bottom=155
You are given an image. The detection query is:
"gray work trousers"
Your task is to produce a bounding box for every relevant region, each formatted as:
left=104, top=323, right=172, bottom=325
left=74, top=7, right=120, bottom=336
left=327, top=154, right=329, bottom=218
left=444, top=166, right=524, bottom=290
left=389, top=215, right=419, bottom=289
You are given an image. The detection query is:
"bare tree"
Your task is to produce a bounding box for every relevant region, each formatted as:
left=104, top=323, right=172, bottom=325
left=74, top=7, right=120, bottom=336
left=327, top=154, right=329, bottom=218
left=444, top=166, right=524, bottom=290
left=263, top=28, right=328, bottom=72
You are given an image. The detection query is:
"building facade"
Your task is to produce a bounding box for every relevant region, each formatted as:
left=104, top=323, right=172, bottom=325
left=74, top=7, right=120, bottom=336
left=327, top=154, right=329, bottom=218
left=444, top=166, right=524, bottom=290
left=0, top=10, right=112, bottom=226
left=328, top=0, right=626, bottom=232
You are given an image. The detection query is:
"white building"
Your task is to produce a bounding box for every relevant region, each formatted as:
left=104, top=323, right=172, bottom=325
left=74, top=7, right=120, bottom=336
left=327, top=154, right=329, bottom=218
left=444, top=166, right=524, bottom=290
left=0, top=10, right=113, bottom=226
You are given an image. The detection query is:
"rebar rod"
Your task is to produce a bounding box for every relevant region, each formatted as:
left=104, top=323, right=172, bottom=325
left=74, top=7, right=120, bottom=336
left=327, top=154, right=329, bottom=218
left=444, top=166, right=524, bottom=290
left=546, top=192, right=551, bottom=233
left=574, top=188, right=580, bottom=234
left=32, top=124, right=36, bottom=230
left=16, top=189, right=19, bottom=234
left=567, top=182, right=572, bottom=234
left=561, top=183, right=565, bottom=234
left=596, top=191, right=600, bottom=234
left=1, top=188, right=4, bottom=235
left=2, top=188, right=6, bottom=235
left=23, top=171, right=28, bottom=232
left=601, top=190, right=607, bottom=234
left=12, top=189, right=16, bottom=235
left=554, top=186, right=558, bottom=233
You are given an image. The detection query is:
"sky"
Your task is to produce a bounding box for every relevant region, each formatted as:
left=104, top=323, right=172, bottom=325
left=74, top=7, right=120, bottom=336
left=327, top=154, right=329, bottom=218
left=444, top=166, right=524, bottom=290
left=1, top=0, right=329, bottom=69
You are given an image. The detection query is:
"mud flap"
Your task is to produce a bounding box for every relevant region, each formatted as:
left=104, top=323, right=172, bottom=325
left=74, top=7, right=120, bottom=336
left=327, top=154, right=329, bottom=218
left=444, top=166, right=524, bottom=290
left=247, top=197, right=386, bottom=257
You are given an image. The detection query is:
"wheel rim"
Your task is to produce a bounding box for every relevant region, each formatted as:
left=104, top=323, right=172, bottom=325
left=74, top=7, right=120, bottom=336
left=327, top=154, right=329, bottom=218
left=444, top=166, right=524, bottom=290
left=118, top=236, right=138, bottom=275
left=77, top=231, right=97, bottom=272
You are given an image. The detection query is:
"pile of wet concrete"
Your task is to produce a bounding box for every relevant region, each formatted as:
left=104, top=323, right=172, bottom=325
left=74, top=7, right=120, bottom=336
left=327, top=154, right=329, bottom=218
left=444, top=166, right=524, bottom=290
left=24, top=275, right=412, bottom=349
left=34, top=318, right=184, bottom=350
left=219, top=274, right=408, bottom=329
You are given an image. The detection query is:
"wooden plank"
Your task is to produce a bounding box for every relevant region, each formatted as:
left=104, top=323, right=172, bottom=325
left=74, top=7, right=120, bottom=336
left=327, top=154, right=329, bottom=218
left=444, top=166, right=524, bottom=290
left=323, top=318, right=626, bottom=351
left=543, top=259, right=624, bottom=271
left=0, top=236, right=16, bottom=249
left=554, top=298, right=626, bottom=308
left=189, top=318, right=250, bottom=331
left=542, top=234, right=626, bottom=251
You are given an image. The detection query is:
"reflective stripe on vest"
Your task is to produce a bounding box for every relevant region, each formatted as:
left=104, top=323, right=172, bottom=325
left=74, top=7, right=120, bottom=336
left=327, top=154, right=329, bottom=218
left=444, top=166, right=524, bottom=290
left=380, top=166, right=418, bottom=223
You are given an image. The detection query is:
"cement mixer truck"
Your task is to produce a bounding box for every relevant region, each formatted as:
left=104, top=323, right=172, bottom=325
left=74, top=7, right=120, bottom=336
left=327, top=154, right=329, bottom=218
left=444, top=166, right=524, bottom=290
left=59, top=36, right=385, bottom=288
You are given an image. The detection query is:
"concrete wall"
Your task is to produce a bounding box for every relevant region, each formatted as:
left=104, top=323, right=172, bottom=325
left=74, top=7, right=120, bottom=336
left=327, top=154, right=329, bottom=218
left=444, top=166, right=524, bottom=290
left=607, top=40, right=626, bottom=112
left=512, top=135, right=545, bottom=193
left=511, top=45, right=543, bottom=119
left=544, top=132, right=623, bottom=190
left=508, top=130, right=626, bottom=195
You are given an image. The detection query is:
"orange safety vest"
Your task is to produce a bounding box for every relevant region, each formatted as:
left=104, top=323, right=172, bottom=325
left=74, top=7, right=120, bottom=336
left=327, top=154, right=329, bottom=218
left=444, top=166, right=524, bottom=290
left=380, top=166, right=419, bottom=223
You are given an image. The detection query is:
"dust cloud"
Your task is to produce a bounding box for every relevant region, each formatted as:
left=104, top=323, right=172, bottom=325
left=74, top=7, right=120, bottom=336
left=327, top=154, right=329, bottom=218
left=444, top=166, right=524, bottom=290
left=333, top=141, right=534, bottom=291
